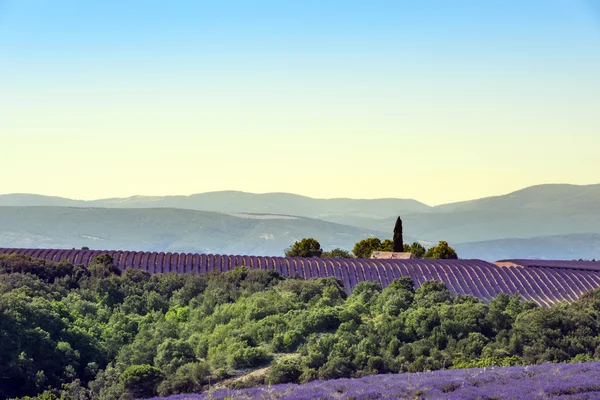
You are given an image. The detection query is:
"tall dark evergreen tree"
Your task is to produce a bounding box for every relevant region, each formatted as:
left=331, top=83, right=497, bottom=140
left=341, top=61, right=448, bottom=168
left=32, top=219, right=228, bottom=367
left=393, top=217, right=404, bottom=252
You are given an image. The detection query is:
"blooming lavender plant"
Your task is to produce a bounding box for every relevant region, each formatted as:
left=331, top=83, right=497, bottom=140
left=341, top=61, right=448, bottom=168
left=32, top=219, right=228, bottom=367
left=147, top=361, right=600, bottom=400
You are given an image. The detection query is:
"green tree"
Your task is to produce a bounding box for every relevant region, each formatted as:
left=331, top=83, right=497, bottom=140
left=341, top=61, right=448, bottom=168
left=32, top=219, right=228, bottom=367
left=88, top=254, right=121, bottom=278
left=11, top=251, right=600, bottom=398
left=424, top=241, right=458, bottom=259
left=393, top=217, right=404, bottom=252
left=284, top=238, right=323, bottom=258
left=154, top=338, right=195, bottom=375
left=381, top=239, right=394, bottom=252
left=157, top=362, right=210, bottom=396
left=352, top=238, right=382, bottom=258
left=322, top=248, right=353, bottom=259
left=120, top=364, right=163, bottom=398
left=267, top=357, right=303, bottom=384
left=407, top=242, right=426, bottom=259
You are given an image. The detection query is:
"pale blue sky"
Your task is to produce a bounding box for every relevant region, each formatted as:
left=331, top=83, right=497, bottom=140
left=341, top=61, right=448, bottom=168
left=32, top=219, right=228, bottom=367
left=1, top=1, right=599, bottom=205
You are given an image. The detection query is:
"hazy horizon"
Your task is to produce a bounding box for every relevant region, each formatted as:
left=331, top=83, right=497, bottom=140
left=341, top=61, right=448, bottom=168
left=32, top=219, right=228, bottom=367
left=2, top=1, right=600, bottom=205
left=2, top=181, right=600, bottom=207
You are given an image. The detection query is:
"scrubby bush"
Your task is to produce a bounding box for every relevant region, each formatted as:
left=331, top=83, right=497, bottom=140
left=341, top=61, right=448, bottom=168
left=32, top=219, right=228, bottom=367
left=267, top=357, right=303, bottom=384
left=5, top=253, right=600, bottom=399
left=120, top=364, right=163, bottom=398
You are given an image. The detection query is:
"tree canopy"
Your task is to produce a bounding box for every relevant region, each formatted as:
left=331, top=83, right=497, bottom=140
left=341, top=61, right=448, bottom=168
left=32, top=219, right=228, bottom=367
left=424, top=240, right=458, bottom=259
left=353, top=238, right=383, bottom=258
left=322, top=248, right=353, bottom=259
left=405, top=242, right=426, bottom=259
left=352, top=238, right=429, bottom=259
left=393, top=217, right=403, bottom=252
left=284, top=238, right=323, bottom=258
left=7, top=249, right=600, bottom=399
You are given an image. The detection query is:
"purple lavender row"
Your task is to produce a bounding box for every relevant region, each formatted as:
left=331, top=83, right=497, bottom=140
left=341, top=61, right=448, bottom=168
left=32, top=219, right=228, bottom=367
left=2, top=248, right=600, bottom=305
left=500, top=259, right=600, bottom=272
left=148, top=361, right=600, bottom=400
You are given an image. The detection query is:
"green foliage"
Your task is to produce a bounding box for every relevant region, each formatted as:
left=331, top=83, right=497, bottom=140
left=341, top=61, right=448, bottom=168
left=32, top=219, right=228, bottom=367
left=353, top=238, right=383, bottom=258
left=157, top=362, right=210, bottom=396
left=154, top=338, right=195, bottom=374
left=5, top=253, right=600, bottom=399
left=284, top=238, right=323, bottom=258
left=120, top=364, right=163, bottom=398
left=424, top=240, right=459, bottom=259
left=393, top=217, right=404, bottom=252
left=452, top=355, right=522, bottom=369
left=406, top=242, right=426, bottom=259
left=353, top=237, right=426, bottom=259
left=267, top=356, right=303, bottom=384
left=88, top=254, right=122, bottom=279
left=322, top=248, right=353, bottom=259
left=381, top=239, right=394, bottom=252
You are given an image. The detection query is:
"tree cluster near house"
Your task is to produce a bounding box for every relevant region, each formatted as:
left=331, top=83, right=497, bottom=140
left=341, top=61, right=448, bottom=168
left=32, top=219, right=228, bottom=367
left=285, top=217, right=456, bottom=260
left=5, top=253, right=600, bottom=400
left=285, top=237, right=449, bottom=260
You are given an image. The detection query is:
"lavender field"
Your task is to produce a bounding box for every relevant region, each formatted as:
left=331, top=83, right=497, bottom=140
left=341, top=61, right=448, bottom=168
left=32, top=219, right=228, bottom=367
left=7, top=247, right=600, bottom=306
left=151, top=362, right=600, bottom=400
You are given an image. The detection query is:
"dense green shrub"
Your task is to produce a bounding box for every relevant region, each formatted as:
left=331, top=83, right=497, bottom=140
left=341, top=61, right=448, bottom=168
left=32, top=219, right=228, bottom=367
left=267, top=357, right=303, bottom=384
left=120, top=364, right=163, bottom=398
left=4, top=253, right=600, bottom=400
left=156, top=362, right=210, bottom=396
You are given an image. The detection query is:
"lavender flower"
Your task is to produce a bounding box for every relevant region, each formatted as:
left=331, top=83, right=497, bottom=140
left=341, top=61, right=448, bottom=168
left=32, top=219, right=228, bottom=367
left=149, top=361, right=600, bottom=400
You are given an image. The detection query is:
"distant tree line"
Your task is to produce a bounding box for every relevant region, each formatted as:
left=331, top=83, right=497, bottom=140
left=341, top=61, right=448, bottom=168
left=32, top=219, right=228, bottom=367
left=284, top=237, right=457, bottom=260
left=285, top=216, right=457, bottom=260
left=4, top=254, right=600, bottom=399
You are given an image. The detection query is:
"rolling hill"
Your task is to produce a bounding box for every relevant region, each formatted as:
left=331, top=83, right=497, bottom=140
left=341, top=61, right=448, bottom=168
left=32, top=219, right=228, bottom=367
left=0, top=206, right=392, bottom=255
left=454, top=233, right=600, bottom=261
left=0, top=191, right=431, bottom=219
left=322, top=184, right=600, bottom=245
left=434, top=184, right=600, bottom=213
left=1, top=183, right=600, bottom=259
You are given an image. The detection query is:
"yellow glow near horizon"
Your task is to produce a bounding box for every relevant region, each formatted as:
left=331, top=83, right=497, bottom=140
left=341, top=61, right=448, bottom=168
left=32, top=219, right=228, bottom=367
left=2, top=1, right=600, bottom=205
left=3, top=74, right=599, bottom=206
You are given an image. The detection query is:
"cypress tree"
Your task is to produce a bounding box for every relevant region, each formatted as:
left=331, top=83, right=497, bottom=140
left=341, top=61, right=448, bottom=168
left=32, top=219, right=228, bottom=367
left=393, top=217, right=404, bottom=252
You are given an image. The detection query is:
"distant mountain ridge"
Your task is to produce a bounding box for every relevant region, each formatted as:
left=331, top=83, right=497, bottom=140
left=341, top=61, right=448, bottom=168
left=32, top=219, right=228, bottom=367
left=1, top=184, right=600, bottom=259
left=455, top=233, right=600, bottom=261
left=0, top=206, right=394, bottom=255
left=0, top=191, right=431, bottom=219
left=3, top=183, right=600, bottom=216
left=434, top=184, right=600, bottom=213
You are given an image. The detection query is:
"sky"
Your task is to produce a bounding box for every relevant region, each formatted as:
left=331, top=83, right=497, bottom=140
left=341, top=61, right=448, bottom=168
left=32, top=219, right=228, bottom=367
left=1, top=0, right=600, bottom=206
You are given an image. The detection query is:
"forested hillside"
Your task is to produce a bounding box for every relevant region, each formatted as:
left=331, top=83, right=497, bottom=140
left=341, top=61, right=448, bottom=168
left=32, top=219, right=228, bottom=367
left=4, top=254, right=600, bottom=400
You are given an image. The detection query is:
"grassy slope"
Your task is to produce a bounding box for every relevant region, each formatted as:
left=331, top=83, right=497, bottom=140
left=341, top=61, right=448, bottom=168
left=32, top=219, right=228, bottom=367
left=0, top=206, right=391, bottom=255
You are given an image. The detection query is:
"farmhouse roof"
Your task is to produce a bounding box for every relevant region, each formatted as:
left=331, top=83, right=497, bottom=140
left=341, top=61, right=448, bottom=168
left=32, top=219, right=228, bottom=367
left=370, top=251, right=414, bottom=259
